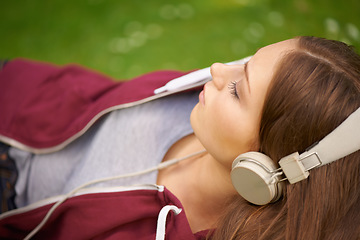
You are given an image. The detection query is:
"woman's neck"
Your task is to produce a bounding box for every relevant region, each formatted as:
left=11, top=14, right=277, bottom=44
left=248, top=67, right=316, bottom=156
left=157, top=134, right=238, bottom=233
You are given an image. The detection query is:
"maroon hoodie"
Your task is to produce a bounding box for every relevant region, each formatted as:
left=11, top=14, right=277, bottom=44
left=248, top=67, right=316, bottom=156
left=0, top=59, right=209, bottom=239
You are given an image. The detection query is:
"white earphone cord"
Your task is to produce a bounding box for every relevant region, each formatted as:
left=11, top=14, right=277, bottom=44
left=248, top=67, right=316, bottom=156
left=24, top=149, right=207, bottom=240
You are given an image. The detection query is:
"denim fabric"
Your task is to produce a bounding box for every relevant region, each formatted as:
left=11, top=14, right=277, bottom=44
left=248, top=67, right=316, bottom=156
left=0, top=60, right=9, bottom=70
left=0, top=142, right=18, bottom=213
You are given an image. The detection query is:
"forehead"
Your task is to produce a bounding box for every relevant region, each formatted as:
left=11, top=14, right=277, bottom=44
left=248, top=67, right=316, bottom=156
left=255, top=39, right=297, bottom=62
left=250, top=39, right=297, bottom=78
left=245, top=39, right=297, bottom=105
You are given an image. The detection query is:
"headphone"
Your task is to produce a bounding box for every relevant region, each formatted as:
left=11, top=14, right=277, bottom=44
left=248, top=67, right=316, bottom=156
left=231, top=107, right=360, bottom=205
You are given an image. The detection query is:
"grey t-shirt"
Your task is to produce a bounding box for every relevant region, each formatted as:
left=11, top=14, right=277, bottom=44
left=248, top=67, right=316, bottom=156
left=10, top=91, right=199, bottom=207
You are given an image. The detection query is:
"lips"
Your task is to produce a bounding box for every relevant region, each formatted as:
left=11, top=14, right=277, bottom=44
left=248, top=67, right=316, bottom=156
left=199, top=84, right=206, bottom=106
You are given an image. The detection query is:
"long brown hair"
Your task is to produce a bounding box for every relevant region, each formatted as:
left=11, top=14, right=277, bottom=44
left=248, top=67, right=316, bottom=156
left=210, top=36, right=360, bottom=239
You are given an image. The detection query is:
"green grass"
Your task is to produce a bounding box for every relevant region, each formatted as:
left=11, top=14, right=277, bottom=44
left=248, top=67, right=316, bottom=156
left=1, top=0, right=359, bottom=79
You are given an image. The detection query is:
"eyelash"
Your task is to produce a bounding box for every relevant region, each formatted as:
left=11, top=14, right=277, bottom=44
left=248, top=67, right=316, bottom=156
left=228, top=81, right=239, bottom=99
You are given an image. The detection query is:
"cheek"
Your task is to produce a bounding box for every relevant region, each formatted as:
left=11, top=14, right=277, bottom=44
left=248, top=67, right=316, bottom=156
left=212, top=103, right=260, bottom=154
left=191, top=72, right=270, bottom=166
left=192, top=99, right=257, bottom=166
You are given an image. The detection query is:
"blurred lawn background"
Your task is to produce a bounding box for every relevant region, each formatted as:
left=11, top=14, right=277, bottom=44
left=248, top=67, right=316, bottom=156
left=1, top=0, right=359, bottom=80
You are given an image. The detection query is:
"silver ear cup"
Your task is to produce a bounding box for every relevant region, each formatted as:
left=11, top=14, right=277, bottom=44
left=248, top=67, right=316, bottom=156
left=231, top=152, right=283, bottom=205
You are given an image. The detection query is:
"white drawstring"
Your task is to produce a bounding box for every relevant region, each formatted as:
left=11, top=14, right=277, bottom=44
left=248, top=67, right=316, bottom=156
left=155, top=205, right=182, bottom=240
left=23, top=149, right=206, bottom=239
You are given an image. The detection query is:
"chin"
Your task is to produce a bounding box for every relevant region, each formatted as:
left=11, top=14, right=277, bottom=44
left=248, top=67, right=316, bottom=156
left=190, top=105, right=204, bottom=139
left=189, top=103, right=199, bottom=129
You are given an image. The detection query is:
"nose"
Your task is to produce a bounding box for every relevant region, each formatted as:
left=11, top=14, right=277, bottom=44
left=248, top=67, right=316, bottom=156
left=210, top=63, right=242, bottom=90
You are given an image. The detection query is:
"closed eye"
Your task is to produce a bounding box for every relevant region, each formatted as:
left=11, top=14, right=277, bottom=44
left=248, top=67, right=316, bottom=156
left=228, top=81, right=239, bottom=99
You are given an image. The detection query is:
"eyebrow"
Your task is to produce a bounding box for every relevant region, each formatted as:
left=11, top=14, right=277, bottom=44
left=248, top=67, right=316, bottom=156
left=244, top=61, right=251, bottom=93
